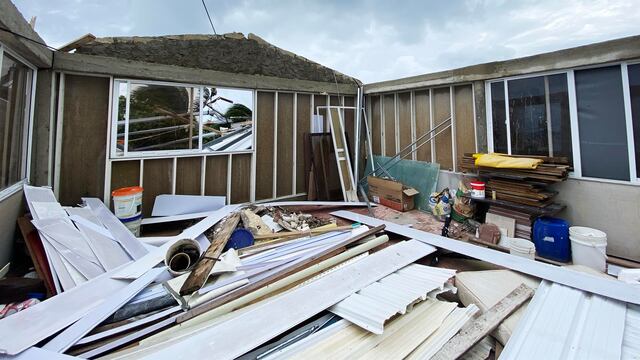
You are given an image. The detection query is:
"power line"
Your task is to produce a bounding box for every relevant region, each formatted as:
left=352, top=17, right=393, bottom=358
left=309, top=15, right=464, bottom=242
left=201, top=0, right=218, bottom=35
left=0, top=26, right=58, bottom=51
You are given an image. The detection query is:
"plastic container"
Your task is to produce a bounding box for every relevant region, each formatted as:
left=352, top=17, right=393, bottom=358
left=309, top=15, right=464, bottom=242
left=224, top=228, right=255, bottom=251
left=569, top=226, right=607, bottom=272
left=112, top=186, right=143, bottom=236
left=509, top=238, right=536, bottom=259
left=469, top=181, right=485, bottom=199
left=533, top=217, right=571, bottom=262
left=120, top=214, right=142, bottom=237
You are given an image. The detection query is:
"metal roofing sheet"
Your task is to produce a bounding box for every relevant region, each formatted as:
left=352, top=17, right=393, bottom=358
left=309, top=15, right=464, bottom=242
left=622, top=304, right=640, bottom=360
left=328, top=264, right=456, bottom=334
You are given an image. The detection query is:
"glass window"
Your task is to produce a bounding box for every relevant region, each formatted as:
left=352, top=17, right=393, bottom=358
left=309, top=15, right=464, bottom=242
left=629, top=63, right=640, bottom=179
left=113, top=80, right=253, bottom=157
left=490, top=82, right=507, bottom=153
left=0, top=52, right=33, bottom=191
left=508, top=76, right=548, bottom=155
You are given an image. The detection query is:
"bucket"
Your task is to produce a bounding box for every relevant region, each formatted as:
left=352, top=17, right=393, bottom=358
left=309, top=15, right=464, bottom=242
left=569, top=226, right=607, bottom=272
left=120, top=214, right=142, bottom=237
left=112, top=186, right=143, bottom=236
left=533, top=217, right=570, bottom=262
left=509, top=238, right=536, bottom=259
left=469, top=181, right=485, bottom=199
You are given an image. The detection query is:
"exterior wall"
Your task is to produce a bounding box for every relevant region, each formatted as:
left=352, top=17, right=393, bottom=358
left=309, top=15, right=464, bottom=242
left=31, top=69, right=54, bottom=187
left=0, top=190, right=24, bottom=268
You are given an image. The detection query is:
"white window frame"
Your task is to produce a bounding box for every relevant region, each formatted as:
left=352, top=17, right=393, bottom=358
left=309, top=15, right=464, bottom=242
left=110, top=78, right=256, bottom=159
left=0, top=42, right=38, bottom=202
left=485, top=62, right=640, bottom=186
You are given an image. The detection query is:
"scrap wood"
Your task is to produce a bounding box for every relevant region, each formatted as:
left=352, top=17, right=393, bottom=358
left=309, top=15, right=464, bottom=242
left=252, top=225, right=353, bottom=241
left=431, top=284, right=534, bottom=360
left=180, top=213, right=240, bottom=295
left=240, top=209, right=271, bottom=236
left=17, top=216, right=56, bottom=297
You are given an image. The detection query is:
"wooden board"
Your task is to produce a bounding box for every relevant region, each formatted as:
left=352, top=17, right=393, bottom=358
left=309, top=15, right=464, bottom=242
left=383, top=94, right=396, bottom=156
left=276, top=93, right=294, bottom=197
left=230, top=154, right=251, bottom=204
left=295, top=93, right=311, bottom=193
left=343, top=96, right=355, bottom=162
left=454, top=85, right=476, bottom=170
left=397, top=92, right=412, bottom=156
left=370, top=95, right=382, bottom=155
left=255, top=91, right=275, bottom=200
left=204, top=155, right=227, bottom=197
left=110, top=160, right=140, bottom=200
left=142, top=158, right=173, bottom=217
left=414, top=90, right=431, bottom=162
left=433, top=87, right=453, bottom=170
left=175, top=157, right=202, bottom=195
left=58, top=74, right=109, bottom=206
left=329, top=95, right=340, bottom=132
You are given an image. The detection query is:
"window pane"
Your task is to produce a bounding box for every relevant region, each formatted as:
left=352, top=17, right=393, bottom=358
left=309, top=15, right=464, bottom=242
left=575, top=66, right=629, bottom=181
left=490, top=81, right=508, bottom=153
left=127, top=83, right=200, bottom=152
left=202, top=87, right=253, bottom=152
left=547, top=74, right=572, bottom=163
left=0, top=53, right=32, bottom=191
left=629, top=64, right=640, bottom=178
left=508, top=76, right=548, bottom=155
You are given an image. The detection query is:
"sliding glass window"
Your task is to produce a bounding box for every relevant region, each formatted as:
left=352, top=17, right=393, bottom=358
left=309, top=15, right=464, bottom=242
left=629, top=63, right=640, bottom=179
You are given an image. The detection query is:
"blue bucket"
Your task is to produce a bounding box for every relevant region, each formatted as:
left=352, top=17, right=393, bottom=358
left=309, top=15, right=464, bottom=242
left=533, top=217, right=570, bottom=262
left=224, top=228, right=255, bottom=251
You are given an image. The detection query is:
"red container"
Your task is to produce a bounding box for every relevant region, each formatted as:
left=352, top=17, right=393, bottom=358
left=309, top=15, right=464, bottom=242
left=469, top=181, right=485, bottom=199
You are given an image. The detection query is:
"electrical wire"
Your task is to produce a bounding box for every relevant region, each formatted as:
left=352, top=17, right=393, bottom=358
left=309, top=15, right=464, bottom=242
left=0, top=26, right=58, bottom=51
left=201, top=0, right=218, bottom=35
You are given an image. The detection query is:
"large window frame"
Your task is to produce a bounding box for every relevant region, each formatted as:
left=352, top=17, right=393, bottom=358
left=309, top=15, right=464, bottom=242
left=0, top=42, right=37, bottom=201
left=110, top=78, right=256, bottom=159
left=485, top=61, right=640, bottom=185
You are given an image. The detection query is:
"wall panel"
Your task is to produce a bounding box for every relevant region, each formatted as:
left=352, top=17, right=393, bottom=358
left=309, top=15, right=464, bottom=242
left=414, top=90, right=431, bottom=162
left=296, top=93, right=311, bottom=193
left=230, top=154, right=251, bottom=203
left=141, top=158, right=172, bottom=216
left=454, top=85, right=476, bottom=169
left=370, top=95, right=382, bottom=155
left=313, top=94, right=327, bottom=132
left=433, top=87, right=453, bottom=170
left=276, top=93, right=294, bottom=197
left=255, top=92, right=275, bottom=200
left=204, top=155, right=228, bottom=197
left=110, top=160, right=140, bottom=196
left=175, top=157, right=202, bottom=195
left=383, top=94, right=396, bottom=156
left=58, top=74, right=109, bottom=206
left=398, top=92, right=412, bottom=154
left=343, top=96, right=355, bottom=162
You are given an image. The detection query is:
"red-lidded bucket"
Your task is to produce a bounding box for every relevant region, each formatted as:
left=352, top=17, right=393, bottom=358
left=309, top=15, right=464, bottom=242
left=470, top=181, right=485, bottom=199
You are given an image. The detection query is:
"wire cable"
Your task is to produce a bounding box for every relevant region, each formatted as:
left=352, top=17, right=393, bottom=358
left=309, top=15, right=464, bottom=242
left=0, top=26, right=58, bottom=51
left=201, top=0, right=218, bottom=35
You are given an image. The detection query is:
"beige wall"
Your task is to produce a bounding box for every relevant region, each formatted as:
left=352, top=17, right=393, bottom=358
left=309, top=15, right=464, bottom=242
left=0, top=190, right=24, bottom=268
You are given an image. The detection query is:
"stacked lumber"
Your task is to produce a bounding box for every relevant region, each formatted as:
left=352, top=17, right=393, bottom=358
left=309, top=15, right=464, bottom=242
left=487, top=206, right=536, bottom=240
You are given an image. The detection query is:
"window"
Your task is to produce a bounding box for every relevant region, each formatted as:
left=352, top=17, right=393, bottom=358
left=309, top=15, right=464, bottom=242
left=629, top=63, right=640, bottom=179
left=0, top=49, right=34, bottom=194
left=113, top=80, right=254, bottom=157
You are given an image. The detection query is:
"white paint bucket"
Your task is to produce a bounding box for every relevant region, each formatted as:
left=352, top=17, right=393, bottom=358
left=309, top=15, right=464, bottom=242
left=121, top=215, right=142, bottom=237
left=569, top=226, right=607, bottom=272
left=112, top=186, right=143, bottom=235
left=509, top=238, right=536, bottom=259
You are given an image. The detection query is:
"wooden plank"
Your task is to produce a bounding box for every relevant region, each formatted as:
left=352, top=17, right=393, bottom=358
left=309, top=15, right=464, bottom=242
left=454, top=85, right=476, bottom=169
left=276, top=93, right=294, bottom=197
left=296, top=94, right=311, bottom=193
left=370, top=95, right=382, bottom=155
left=58, top=74, right=109, bottom=206
left=175, top=157, right=202, bottom=195
left=57, top=33, right=96, bottom=52
left=204, top=155, right=228, bottom=197
left=180, top=213, right=240, bottom=295
left=142, top=158, right=173, bottom=217
left=110, top=160, right=140, bottom=199
left=17, top=217, right=56, bottom=297
left=343, top=96, right=355, bottom=162
left=432, top=284, right=534, bottom=360
left=329, top=108, right=357, bottom=201
left=230, top=154, right=251, bottom=204
left=383, top=94, right=396, bottom=156
left=398, top=92, right=412, bottom=154
left=433, top=87, right=453, bottom=170
left=255, top=92, right=275, bottom=200
left=414, top=90, right=431, bottom=162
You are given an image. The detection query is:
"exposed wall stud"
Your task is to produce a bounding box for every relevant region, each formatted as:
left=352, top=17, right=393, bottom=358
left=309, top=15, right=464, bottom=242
left=227, top=154, right=232, bottom=204
left=450, top=86, right=457, bottom=172
left=292, top=93, right=298, bottom=195
left=621, top=63, right=637, bottom=182
left=272, top=92, right=278, bottom=199
left=567, top=70, right=582, bottom=177
left=429, top=88, right=435, bottom=163
left=410, top=90, right=416, bottom=161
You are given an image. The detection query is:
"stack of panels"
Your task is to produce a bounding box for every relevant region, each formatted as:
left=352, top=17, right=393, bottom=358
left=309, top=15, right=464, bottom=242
left=487, top=206, right=536, bottom=240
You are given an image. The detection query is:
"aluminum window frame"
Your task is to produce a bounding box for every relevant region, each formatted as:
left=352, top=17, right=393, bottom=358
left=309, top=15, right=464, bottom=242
left=0, top=42, right=38, bottom=202
left=485, top=62, right=640, bottom=185
left=110, top=78, right=256, bottom=159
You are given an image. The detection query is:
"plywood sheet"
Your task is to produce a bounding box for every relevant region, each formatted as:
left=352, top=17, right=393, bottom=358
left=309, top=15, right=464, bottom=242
left=230, top=154, right=251, bottom=204
left=454, top=85, right=476, bottom=170
left=296, top=93, right=311, bottom=193
left=398, top=92, right=412, bottom=155
left=58, top=75, right=109, bottom=206
left=433, top=87, right=453, bottom=170
left=142, top=158, right=172, bottom=217
left=110, top=161, right=140, bottom=196
left=175, top=157, right=202, bottom=195
left=276, top=93, right=294, bottom=197
left=383, top=94, right=396, bottom=156
left=370, top=95, right=382, bottom=155
left=204, top=155, right=228, bottom=197
left=414, top=90, right=431, bottom=162
left=255, top=92, right=275, bottom=200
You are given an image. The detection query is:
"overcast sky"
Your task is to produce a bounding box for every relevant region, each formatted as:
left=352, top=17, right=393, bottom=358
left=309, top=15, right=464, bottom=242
left=13, top=0, right=640, bottom=83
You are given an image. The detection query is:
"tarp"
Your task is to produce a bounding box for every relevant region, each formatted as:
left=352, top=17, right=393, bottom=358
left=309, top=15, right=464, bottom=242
left=473, top=153, right=542, bottom=169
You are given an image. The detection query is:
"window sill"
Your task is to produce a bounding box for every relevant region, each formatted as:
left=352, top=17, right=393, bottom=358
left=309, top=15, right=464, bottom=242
left=567, top=174, right=640, bottom=187
left=0, top=180, right=27, bottom=202
left=110, top=149, right=255, bottom=161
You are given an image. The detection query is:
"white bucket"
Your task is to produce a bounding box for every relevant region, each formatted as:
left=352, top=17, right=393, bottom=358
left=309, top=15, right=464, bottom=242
left=121, top=215, right=142, bottom=237
left=112, top=187, right=143, bottom=220
left=569, top=226, right=607, bottom=272
left=509, top=238, right=536, bottom=259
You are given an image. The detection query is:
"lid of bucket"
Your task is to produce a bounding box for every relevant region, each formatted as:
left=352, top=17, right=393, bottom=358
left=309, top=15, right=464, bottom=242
left=569, top=226, right=607, bottom=239
left=112, top=186, right=144, bottom=197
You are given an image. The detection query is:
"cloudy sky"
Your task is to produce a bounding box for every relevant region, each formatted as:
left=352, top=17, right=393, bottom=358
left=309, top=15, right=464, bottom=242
left=13, top=0, right=640, bottom=83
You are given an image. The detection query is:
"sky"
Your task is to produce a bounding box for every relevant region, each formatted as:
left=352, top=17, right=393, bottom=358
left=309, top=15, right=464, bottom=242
left=12, top=0, right=640, bottom=83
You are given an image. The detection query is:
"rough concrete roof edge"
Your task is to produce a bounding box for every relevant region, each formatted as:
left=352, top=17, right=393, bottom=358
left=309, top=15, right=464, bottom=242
left=364, top=33, right=640, bottom=93
left=78, top=32, right=362, bottom=85
left=0, top=1, right=53, bottom=67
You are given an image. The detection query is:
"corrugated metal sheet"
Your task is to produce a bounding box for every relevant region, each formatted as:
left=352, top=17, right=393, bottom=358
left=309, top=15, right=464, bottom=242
left=622, top=304, right=640, bottom=360
left=501, top=280, right=627, bottom=360
left=328, top=264, right=456, bottom=334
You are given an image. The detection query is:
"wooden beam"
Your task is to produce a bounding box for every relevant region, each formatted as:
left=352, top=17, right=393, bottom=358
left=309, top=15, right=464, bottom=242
left=179, top=212, right=240, bottom=295
left=252, top=225, right=354, bottom=241
left=57, top=33, right=96, bottom=52
left=431, top=284, right=534, bottom=360
left=52, top=52, right=358, bottom=94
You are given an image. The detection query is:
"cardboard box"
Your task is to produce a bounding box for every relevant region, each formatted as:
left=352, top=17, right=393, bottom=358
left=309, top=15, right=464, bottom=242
left=367, top=176, right=419, bottom=212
